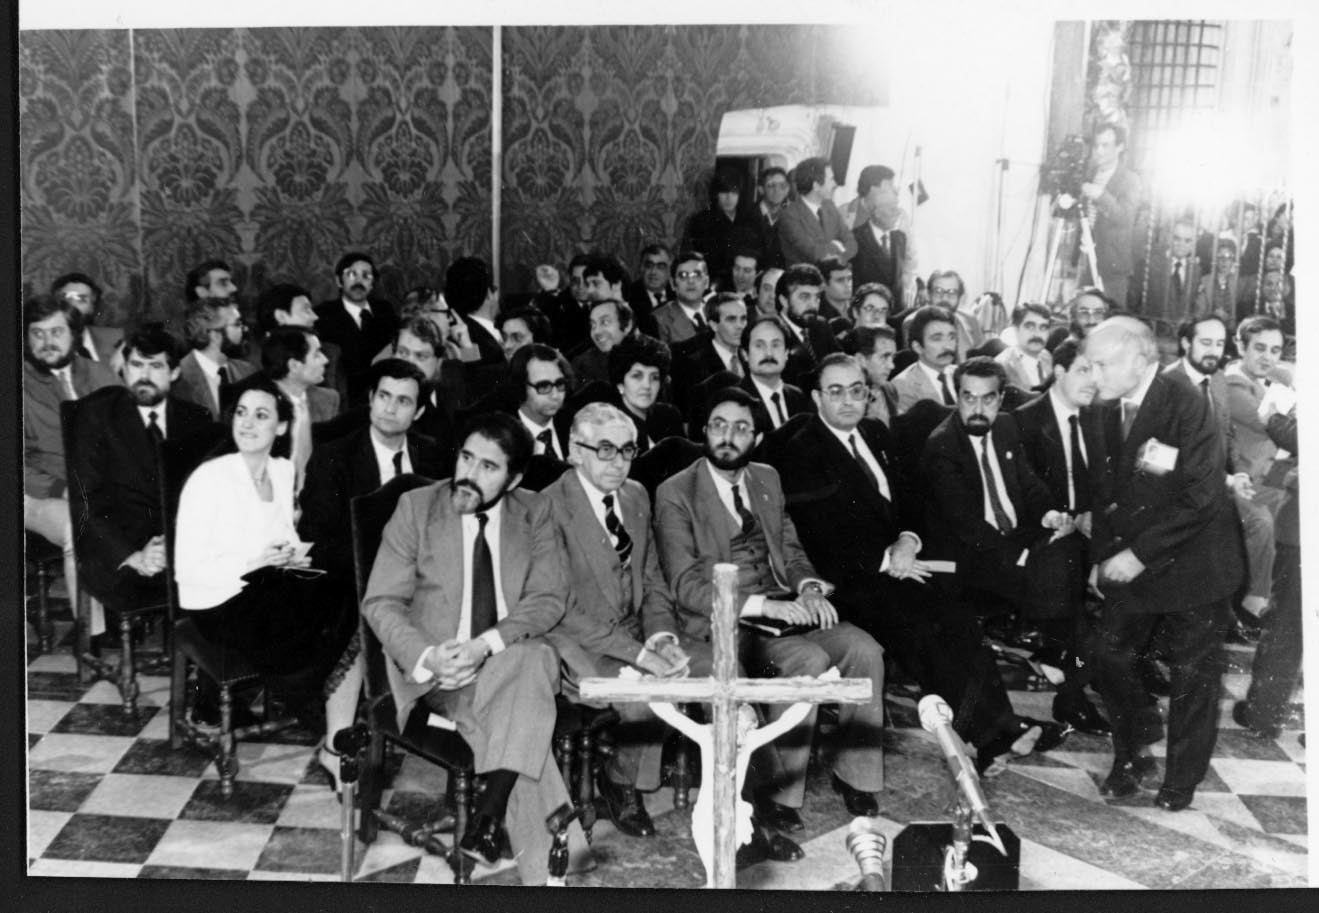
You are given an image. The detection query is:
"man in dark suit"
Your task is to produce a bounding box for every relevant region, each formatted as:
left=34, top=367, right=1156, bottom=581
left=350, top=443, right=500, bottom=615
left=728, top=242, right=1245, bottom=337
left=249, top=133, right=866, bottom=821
left=68, top=323, right=215, bottom=609
left=624, top=243, right=673, bottom=338
left=534, top=253, right=593, bottom=354
left=173, top=299, right=257, bottom=420
left=1013, top=340, right=1111, bottom=734
left=655, top=386, right=887, bottom=830
left=1081, top=123, right=1143, bottom=309
left=775, top=157, right=857, bottom=266
left=849, top=165, right=910, bottom=306
left=766, top=354, right=1061, bottom=773
left=739, top=315, right=813, bottom=434
left=314, top=251, right=399, bottom=407
left=446, top=256, right=506, bottom=368
left=1083, top=316, right=1243, bottom=811
left=256, top=282, right=347, bottom=409
left=814, top=256, right=852, bottom=325
left=390, top=315, right=464, bottom=455
left=24, top=294, right=122, bottom=599
left=1129, top=218, right=1201, bottom=325
left=543, top=403, right=701, bottom=838
left=361, top=413, right=571, bottom=884
left=844, top=323, right=900, bottom=427
left=261, top=326, right=339, bottom=492
left=772, top=263, right=840, bottom=390
left=672, top=293, right=748, bottom=415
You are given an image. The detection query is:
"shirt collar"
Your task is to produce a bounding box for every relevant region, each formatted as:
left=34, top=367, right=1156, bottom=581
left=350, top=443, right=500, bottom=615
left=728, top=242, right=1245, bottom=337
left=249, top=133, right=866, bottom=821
left=369, top=426, right=406, bottom=456
left=1180, top=359, right=1208, bottom=387
left=821, top=420, right=863, bottom=450
left=704, top=458, right=745, bottom=496
left=917, top=360, right=949, bottom=387
left=193, top=349, right=222, bottom=377
left=1047, top=386, right=1080, bottom=424
left=749, top=375, right=785, bottom=399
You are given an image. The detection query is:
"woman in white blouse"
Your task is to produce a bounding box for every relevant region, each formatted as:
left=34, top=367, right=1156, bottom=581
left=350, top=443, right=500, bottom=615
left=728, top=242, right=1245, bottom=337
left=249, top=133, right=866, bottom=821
left=175, top=375, right=357, bottom=790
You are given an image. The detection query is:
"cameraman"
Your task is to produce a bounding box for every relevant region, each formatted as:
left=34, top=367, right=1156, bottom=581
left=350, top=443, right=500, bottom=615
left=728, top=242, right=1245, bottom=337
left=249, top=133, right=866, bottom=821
left=1076, top=123, right=1143, bottom=310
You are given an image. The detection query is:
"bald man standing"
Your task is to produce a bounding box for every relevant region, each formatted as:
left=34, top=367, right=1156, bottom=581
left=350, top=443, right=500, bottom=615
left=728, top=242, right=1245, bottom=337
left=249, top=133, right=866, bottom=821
left=1083, top=317, right=1242, bottom=812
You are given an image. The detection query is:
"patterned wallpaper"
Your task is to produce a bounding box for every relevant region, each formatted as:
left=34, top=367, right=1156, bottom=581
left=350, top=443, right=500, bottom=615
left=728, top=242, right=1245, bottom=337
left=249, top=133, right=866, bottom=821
left=20, top=25, right=876, bottom=323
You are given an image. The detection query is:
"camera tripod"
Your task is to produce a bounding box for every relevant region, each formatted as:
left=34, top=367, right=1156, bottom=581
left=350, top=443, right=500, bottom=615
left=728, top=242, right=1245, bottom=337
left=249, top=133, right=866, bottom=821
left=1040, top=196, right=1103, bottom=305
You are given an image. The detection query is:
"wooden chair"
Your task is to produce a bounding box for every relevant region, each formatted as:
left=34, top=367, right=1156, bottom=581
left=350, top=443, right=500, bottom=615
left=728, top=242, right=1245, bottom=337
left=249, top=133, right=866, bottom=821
left=24, top=534, right=63, bottom=654
left=61, top=399, right=171, bottom=714
left=159, top=434, right=299, bottom=797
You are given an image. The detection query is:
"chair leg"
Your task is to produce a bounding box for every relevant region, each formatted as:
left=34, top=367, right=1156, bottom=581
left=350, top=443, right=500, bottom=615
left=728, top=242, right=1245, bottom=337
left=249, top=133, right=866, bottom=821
left=35, top=562, right=54, bottom=654
left=118, top=611, right=140, bottom=717
left=451, top=768, right=473, bottom=885
left=555, top=731, right=574, bottom=801
left=358, top=731, right=387, bottom=844
left=170, top=653, right=189, bottom=749
left=218, top=683, right=239, bottom=798
left=576, top=729, right=597, bottom=841
left=672, top=734, right=691, bottom=810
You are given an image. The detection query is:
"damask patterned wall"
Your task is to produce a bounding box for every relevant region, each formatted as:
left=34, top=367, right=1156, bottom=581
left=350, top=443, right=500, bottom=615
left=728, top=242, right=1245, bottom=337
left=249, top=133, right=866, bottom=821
left=21, top=24, right=876, bottom=322
left=20, top=26, right=492, bottom=325
left=499, top=24, right=882, bottom=288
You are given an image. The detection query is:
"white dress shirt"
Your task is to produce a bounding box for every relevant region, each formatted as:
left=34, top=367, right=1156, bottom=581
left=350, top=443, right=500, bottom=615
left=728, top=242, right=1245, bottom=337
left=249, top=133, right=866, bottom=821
left=821, top=422, right=891, bottom=501
left=520, top=412, right=563, bottom=460
left=137, top=404, right=167, bottom=438
left=749, top=376, right=789, bottom=428
left=971, top=433, right=1018, bottom=531
left=1047, top=387, right=1087, bottom=510
left=342, top=298, right=371, bottom=330
left=369, top=428, right=412, bottom=482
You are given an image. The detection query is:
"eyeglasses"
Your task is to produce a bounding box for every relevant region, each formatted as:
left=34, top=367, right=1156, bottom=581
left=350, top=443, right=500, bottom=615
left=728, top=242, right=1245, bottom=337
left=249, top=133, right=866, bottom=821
left=343, top=269, right=374, bottom=281
left=821, top=382, right=868, bottom=403
left=675, top=270, right=707, bottom=281
left=61, top=292, right=93, bottom=304
left=858, top=304, right=889, bottom=317
left=527, top=378, right=568, bottom=394
left=642, top=259, right=670, bottom=270
left=575, top=439, right=638, bottom=462
left=763, top=180, right=789, bottom=191
left=707, top=417, right=755, bottom=436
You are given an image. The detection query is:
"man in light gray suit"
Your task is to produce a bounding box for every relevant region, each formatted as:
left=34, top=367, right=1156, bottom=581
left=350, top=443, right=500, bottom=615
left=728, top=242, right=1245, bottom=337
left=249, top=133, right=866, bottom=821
left=362, top=412, right=570, bottom=884
left=651, top=249, right=713, bottom=347
left=173, top=299, right=256, bottom=419
left=890, top=305, right=959, bottom=414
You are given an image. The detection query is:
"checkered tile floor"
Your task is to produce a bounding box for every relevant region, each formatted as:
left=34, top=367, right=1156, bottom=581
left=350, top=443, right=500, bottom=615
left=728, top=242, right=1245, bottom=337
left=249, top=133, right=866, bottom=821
left=25, top=598, right=1311, bottom=888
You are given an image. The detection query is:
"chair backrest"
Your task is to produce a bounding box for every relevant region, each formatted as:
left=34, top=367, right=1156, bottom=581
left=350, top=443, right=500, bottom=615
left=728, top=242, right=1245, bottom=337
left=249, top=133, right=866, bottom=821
left=158, top=425, right=232, bottom=624
left=59, top=397, right=92, bottom=574
left=350, top=473, right=435, bottom=702
left=629, top=434, right=704, bottom=501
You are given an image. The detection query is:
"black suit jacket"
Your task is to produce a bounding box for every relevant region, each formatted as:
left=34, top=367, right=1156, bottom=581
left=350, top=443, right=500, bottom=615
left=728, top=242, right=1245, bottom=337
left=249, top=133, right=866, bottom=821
left=1087, top=370, right=1243, bottom=613
left=739, top=374, right=813, bottom=436
left=314, top=298, right=399, bottom=406
left=780, top=314, right=840, bottom=390
left=1013, top=393, right=1100, bottom=513
left=921, top=412, right=1054, bottom=590
left=459, top=313, right=506, bottom=367
left=534, top=288, right=591, bottom=354
left=298, top=426, right=444, bottom=572
left=68, top=386, right=215, bottom=602
left=851, top=223, right=907, bottom=302
left=624, top=281, right=667, bottom=338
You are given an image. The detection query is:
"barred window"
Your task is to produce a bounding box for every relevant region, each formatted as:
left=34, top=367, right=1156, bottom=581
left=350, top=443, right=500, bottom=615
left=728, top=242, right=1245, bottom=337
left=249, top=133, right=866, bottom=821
left=1125, top=20, right=1224, bottom=177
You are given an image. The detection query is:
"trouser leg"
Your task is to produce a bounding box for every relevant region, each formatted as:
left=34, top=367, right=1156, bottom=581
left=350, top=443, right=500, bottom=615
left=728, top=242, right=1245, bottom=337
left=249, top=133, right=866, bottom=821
left=1244, top=544, right=1304, bottom=729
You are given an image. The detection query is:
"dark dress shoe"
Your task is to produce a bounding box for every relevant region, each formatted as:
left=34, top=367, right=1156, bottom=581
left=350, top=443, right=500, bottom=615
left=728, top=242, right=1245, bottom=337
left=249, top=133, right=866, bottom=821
left=1101, top=755, right=1159, bottom=798
left=1054, top=699, right=1113, bottom=736
left=1232, top=700, right=1280, bottom=740
left=756, top=797, right=805, bottom=833
left=737, top=817, right=804, bottom=867
left=596, top=773, right=656, bottom=837
left=831, top=772, right=879, bottom=816
left=458, top=813, right=502, bottom=865
left=1020, top=718, right=1069, bottom=753
left=1154, top=785, right=1195, bottom=811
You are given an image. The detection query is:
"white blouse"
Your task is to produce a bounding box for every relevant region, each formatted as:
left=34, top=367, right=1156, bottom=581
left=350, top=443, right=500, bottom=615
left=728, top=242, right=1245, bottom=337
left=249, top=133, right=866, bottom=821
left=175, top=452, right=297, bottom=609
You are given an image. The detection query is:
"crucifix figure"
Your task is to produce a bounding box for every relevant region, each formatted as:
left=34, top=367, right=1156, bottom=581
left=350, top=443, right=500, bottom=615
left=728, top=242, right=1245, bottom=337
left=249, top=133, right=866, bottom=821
left=581, top=563, right=874, bottom=888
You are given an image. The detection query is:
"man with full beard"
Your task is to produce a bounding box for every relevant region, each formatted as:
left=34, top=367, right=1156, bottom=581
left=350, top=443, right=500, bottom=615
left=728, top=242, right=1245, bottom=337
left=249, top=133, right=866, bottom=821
left=68, top=323, right=215, bottom=611
left=362, top=412, right=573, bottom=885
left=654, top=387, right=887, bottom=846
left=23, top=294, right=119, bottom=605
left=173, top=298, right=256, bottom=419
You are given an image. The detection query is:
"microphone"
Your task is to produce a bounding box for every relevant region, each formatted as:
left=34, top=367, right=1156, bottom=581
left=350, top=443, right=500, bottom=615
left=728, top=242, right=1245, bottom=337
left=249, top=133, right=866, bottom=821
left=845, top=816, right=887, bottom=891
left=917, top=694, right=1002, bottom=850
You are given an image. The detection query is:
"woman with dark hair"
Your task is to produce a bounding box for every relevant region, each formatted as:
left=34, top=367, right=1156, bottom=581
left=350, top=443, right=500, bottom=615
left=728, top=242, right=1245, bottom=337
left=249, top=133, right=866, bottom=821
left=680, top=168, right=768, bottom=290
left=174, top=374, right=357, bottom=789
left=606, top=333, right=683, bottom=454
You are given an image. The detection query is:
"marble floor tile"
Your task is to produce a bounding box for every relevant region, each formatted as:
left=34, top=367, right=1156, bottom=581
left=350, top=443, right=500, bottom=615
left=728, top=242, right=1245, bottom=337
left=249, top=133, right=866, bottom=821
left=255, top=825, right=345, bottom=875
left=1193, top=792, right=1273, bottom=833
left=113, top=737, right=213, bottom=778
left=354, top=832, right=425, bottom=880
left=50, top=702, right=160, bottom=738
left=180, top=779, right=295, bottom=825
left=276, top=784, right=348, bottom=830
left=355, top=856, right=422, bottom=883
left=26, top=700, right=75, bottom=734
left=1019, top=837, right=1148, bottom=890
left=245, top=869, right=339, bottom=882
left=1274, top=734, right=1309, bottom=765
left=412, top=850, right=459, bottom=884
left=81, top=773, right=201, bottom=819
left=80, top=679, right=135, bottom=705
left=1010, top=763, right=1103, bottom=802
left=1211, top=759, right=1309, bottom=797
left=28, top=769, right=104, bottom=813
left=27, top=733, right=136, bottom=774
left=198, top=741, right=316, bottom=786
left=26, top=653, right=78, bottom=675
left=1237, top=794, right=1308, bottom=835
left=28, top=859, right=142, bottom=878
left=27, top=810, right=73, bottom=859
left=1211, top=729, right=1294, bottom=762
left=146, top=819, right=275, bottom=871
left=27, top=671, right=90, bottom=703
left=42, top=813, right=172, bottom=863
left=137, top=864, right=249, bottom=879
left=136, top=711, right=172, bottom=742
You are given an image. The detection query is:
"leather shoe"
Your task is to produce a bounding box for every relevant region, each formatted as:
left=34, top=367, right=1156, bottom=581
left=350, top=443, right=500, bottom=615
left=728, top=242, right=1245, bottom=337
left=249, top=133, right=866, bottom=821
left=831, top=772, right=879, bottom=816
left=756, top=796, right=805, bottom=833
left=1054, top=699, right=1112, bottom=737
left=736, top=816, right=804, bottom=867
left=1100, top=755, right=1159, bottom=798
left=1154, top=785, right=1195, bottom=811
left=1232, top=700, right=1280, bottom=740
left=596, top=773, right=655, bottom=837
left=1021, top=718, right=1070, bottom=753
left=458, top=813, right=502, bottom=865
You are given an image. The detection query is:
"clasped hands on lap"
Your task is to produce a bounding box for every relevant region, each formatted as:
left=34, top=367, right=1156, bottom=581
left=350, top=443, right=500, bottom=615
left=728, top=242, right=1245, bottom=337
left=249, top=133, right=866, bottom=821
left=424, top=639, right=493, bottom=691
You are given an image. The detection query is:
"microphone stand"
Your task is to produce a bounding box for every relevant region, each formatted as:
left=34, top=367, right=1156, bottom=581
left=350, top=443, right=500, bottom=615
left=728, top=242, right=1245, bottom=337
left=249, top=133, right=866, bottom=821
left=942, top=799, right=978, bottom=891
left=333, top=723, right=372, bottom=882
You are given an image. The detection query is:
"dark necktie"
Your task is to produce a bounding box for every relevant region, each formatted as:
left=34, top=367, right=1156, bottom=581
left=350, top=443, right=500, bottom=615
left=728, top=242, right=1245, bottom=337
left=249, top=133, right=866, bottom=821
left=1067, top=414, right=1090, bottom=512
left=76, top=340, right=93, bottom=360
left=1119, top=400, right=1137, bottom=442
left=602, top=493, right=633, bottom=563
left=392, top=450, right=404, bottom=478
left=216, top=364, right=231, bottom=405
left=146, top=410, right=164, bottom=446
left=537, top=428, right=555, bottom=457
left=1200, top=377, right=1211, bottom=400
left=817, top=207, right=826, bottom=228
left=731, top=484, right=757, bottom=535
left=470, top=513, right=497, bottom=638
left=979, top=437, right=1015, bottom=532
left=939, top=371, right=955, bottom=406
left=359, top=306, right=374, bottom=335
left=693, top=310, right=707, bottom=332
left=880, top=231, right=889, bottom=255
left=1037, top=360, right=1048, bottom=385
left=1172, top=260, right=1184, bottom=299
left=770, top=391, right=787, bottom=426
left=849, top=434, right=888, bottom=501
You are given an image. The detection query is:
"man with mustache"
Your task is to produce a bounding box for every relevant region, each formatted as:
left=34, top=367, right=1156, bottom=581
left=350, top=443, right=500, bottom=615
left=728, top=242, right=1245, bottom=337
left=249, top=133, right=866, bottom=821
left=67, top=324, right=214, bottom=620
left=739, top=315, right=813, bottom=434
left=362, top=412, right=574, bottom=884
left=890, top=305, right=959, bottom=414
left=315, top=251, right=399, bottom=408
left=51, top=271, right=122, bottom=366
left=173, top=298, right=257, bottom=420
left=995, top=303, right=1054, bottom=392
left=1046, top=286, right=1113, bottom=351
left=23, top=294, right=119, bottom=612
left=655, top=387, right=887, bottom=842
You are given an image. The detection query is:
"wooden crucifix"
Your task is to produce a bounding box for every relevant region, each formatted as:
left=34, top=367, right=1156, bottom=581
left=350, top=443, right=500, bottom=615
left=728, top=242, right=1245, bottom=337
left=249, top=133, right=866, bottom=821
left=580, top=563, right=873, bottom=888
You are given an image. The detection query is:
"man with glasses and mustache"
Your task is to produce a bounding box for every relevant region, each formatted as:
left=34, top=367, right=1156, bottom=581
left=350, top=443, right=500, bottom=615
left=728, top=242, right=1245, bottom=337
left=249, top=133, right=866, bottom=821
left=655, top=386, right=886, bottom=851
left=543, top=403, right=700, bottom=839
left=24, top=294, right=122, bottom=616
left=362, top=412, right=575, bottom=884
left=173, top=298, right=257, bottom=420
left=315, top=251, right=399, bottom=407
left=67, top=324, right=214, bottom=615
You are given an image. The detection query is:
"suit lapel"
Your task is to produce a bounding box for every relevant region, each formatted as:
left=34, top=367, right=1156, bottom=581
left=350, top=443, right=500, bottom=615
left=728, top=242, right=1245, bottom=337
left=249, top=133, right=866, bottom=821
left=498, top=494, right=530, bottom=610
left=565, top=473, right=624, bottom=608
left=992, top=421, right=1023, bottom=510
left=428, top=489, right=466, bottom=620
left=744, top=465, right=788, bottom=589
left=354, top=429, right=384, bottom=491
left=692, top=464, right=732, bottom=564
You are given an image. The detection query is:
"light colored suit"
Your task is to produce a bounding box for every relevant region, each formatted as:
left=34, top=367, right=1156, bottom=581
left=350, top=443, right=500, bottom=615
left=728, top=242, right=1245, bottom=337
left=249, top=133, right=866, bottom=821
left=651, top=301, right=704, bottom=347
left=1224, top=362, right=1283, bottom=483
left=173, top=350, right=256, bottom=419
left=995, top=345, right=1053, bottom=392
left=362, top=482, right=568, bottom=885
left=890, top=361, right=950, bottom=415
left=775, top=197, right=858, bottom=266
